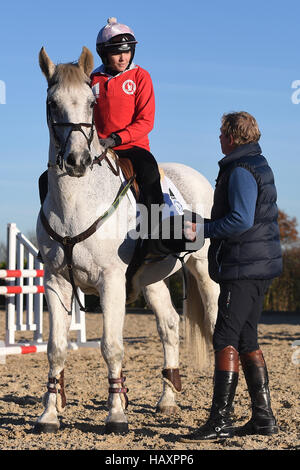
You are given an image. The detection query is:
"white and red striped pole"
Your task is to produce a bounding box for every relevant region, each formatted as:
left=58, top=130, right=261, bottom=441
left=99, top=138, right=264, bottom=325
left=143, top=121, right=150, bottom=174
left=0, top=343, right=47, bottom=356
left=0, top=269, right=44, bottom=279
left=0, top=285, right=45, bottom=295
left=0, top=341, right=82, bottom=358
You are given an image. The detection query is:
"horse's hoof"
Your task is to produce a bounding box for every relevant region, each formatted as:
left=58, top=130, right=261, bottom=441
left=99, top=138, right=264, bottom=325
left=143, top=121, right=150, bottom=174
left=156, top=405, right=179, bottom=415
left=34, top=422, right=59, bottom=434
left=104, top=421, right=129, bottom=435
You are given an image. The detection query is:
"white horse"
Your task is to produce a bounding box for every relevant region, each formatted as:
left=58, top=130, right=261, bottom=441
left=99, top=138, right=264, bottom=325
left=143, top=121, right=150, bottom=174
left=35, top=46, right=219, bottom=434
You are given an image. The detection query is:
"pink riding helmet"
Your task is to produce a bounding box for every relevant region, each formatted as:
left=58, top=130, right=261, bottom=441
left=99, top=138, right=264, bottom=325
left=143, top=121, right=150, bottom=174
left=97, top=17, right=137, bottom=46
left=96, top=18, right=138, bottom=65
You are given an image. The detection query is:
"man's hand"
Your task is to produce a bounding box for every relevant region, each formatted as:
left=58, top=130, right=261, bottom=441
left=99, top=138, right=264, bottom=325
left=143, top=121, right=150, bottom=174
left=183, top=221, right=198, bottom=242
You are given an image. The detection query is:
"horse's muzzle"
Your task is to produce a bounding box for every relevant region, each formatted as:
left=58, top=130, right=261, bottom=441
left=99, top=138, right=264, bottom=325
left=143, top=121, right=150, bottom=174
left=65, top=150, right=92, bottom=177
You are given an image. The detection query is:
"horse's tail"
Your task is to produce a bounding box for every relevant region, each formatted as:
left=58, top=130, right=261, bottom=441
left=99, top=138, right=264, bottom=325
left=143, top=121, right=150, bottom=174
left=183, top=270, right=213, bottom=370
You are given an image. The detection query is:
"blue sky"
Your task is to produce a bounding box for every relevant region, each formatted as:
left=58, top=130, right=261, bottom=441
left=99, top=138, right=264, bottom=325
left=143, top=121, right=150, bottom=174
left=0, top=0, right=299, bottom=244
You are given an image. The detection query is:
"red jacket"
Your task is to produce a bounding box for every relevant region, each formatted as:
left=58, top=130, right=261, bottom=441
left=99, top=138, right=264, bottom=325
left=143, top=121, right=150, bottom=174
left=90, top=64, right=155, bottom=151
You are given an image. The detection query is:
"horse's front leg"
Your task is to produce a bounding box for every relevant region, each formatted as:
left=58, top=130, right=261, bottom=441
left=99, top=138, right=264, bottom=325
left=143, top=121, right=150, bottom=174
left=100, top=268, right=128, bottom=434
left=35, top=272, right=73, bottom=433
left=143, top=280, right=182, bottom=415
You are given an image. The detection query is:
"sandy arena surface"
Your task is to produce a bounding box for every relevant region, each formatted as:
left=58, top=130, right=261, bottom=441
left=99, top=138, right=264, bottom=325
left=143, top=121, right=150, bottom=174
left=0, top=309, right=299, bottom=451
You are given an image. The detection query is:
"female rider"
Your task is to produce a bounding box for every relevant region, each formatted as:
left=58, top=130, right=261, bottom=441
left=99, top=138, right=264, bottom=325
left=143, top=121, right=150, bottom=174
left=91, top=17, right=164, bottom=235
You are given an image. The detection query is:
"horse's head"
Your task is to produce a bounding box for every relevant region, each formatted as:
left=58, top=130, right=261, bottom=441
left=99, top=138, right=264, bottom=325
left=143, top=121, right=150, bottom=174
left=39, top=46, right=97, bottom=177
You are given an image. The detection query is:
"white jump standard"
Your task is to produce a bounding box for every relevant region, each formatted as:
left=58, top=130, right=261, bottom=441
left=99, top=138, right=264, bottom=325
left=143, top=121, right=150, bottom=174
left=1, top=222, right=100, bottom=358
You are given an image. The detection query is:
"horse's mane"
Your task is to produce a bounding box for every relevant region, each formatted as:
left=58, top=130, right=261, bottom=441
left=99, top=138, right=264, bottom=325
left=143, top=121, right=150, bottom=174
left=48, top=62, right=89, bottom=89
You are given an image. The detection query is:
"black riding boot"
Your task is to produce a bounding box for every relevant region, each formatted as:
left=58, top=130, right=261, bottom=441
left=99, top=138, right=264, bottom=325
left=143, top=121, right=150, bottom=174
left=39, top=170, right=48, bottom=205
left=140, top=179, right=164, bottom=236
left=180, top=346, right=239, bottom=442
left=37, top=170, right=49, bottom=262
left=238, top=349, right=278, bottom=436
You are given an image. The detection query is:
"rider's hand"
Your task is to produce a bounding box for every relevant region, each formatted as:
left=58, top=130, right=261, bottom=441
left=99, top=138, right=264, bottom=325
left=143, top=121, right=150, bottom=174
left=99, top=133, right=122, bottom=151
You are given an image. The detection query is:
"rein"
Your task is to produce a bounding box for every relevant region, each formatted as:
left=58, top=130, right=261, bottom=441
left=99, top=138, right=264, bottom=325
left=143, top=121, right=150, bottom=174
left=40, top=173, right=135, bottom=312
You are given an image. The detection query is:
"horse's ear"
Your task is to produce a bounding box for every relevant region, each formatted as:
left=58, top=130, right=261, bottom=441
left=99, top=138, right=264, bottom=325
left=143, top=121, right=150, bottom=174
left=78, top=46, right=94, bottom=78
left=39, top=47, right=56, bottom=82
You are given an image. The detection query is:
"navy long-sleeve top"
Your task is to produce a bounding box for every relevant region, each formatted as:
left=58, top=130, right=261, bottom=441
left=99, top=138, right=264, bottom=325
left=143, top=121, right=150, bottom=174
left=204, top=167, right=258, bottom=239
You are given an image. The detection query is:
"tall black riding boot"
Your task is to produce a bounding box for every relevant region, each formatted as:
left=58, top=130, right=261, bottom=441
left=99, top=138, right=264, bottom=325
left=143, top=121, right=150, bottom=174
left=239, top=349, right=278, bottom=436
left=39, top=170, right=48, bottom=205
left=180, top=346, right=239, bottom=442
left=140, top=178, right=164, bottom=236
left=37, top=170, right=49, bottom=263
left=37, top=170, right=48, bottom=263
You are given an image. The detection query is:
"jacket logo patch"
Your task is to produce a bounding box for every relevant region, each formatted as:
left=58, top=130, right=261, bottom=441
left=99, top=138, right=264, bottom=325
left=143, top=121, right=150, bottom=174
left=92, top=83, right=100, bottom=99
left=122, top=79, right=136, bottom=95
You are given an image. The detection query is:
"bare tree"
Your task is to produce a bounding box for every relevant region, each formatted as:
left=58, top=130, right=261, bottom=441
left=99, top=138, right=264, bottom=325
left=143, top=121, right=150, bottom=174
left=25, top=230, right=38, bottom=248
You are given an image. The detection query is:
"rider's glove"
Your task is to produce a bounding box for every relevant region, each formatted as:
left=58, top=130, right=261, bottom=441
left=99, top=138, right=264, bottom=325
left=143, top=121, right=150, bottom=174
left=99, top=133, right=122, bottom=150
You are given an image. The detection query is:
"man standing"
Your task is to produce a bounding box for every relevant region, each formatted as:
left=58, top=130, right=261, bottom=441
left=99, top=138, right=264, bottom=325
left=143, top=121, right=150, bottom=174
left=181, top=111, right=282, bottom=441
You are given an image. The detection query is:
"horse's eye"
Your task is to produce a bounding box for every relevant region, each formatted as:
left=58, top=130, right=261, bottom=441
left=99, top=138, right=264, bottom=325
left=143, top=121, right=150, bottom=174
left=90, top=100, right=96, bottom=109
left=49, top=100, right=58, bottom=110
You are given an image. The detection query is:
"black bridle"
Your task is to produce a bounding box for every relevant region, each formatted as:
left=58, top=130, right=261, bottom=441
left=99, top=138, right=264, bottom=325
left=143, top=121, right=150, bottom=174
left=46, top=84, right=95, bottom=170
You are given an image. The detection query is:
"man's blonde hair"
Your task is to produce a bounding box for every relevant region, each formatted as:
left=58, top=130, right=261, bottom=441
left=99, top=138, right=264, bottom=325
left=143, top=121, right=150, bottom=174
left=221, top=111, right=261, bottom=146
